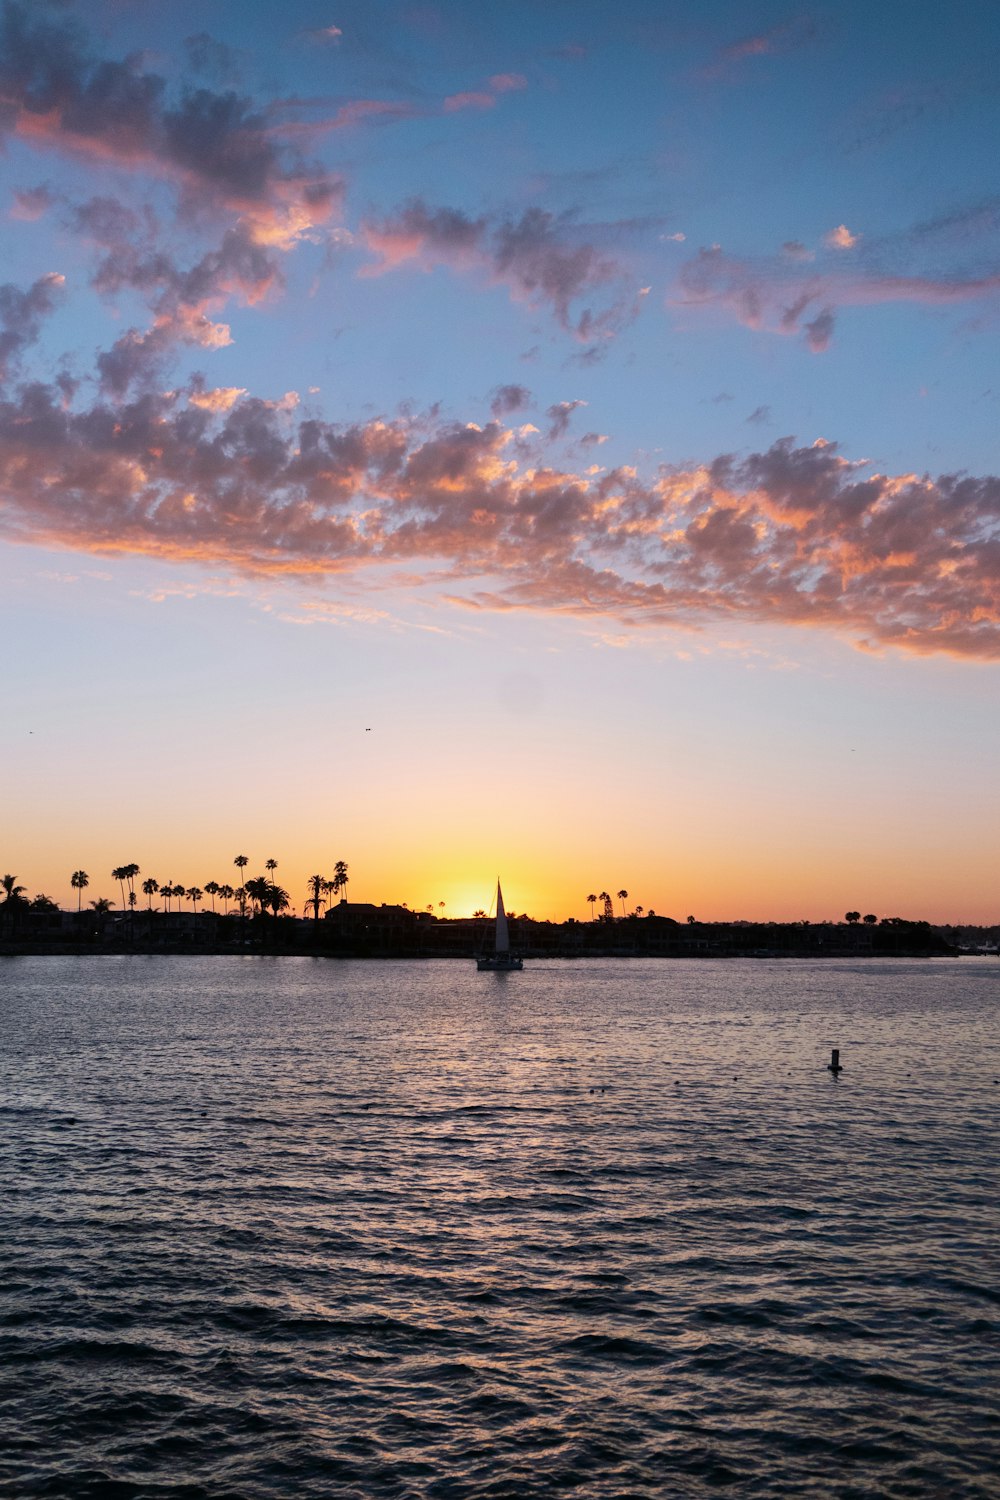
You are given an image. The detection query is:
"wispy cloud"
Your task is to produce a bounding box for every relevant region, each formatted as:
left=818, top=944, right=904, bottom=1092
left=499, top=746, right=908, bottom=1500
left=362, top=200, right=642, bottom=344
left=704, top=16, right=819, bottom=78
left=675, top=241, right=1000, bottom=350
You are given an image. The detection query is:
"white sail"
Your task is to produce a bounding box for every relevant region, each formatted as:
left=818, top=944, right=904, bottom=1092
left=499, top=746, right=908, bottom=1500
left=495, top=881, right=509, bottom=954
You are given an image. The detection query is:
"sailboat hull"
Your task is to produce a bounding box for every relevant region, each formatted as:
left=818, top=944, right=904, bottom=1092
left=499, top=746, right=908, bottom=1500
left=476, top=954, right=523, bottom=971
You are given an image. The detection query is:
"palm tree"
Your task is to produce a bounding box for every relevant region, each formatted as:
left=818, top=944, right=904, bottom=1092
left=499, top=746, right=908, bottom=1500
left=587, top=893, right=597, bottom=919
left=111, top=866, right=127, bottom=913
left=268, top=884, right=289, bottom=918
left=618, top=889, right=628, bottom=918
left=306, top=875, right=326, bottom=922
left=635, top=905, right=644, bottom=918
left=173, top=885, right=187, bottom=912
left=71, top=870, right=89, bottom=911
left=245, top=877, right=269, bottom=917
left=334, top=860, right=349, bottom=902
left=204, top=880, right=220, bottom=913
left=89, top=897, right=112, bottom=912
left=265, top=859, right=278, bottom=885
left=1, top=874, right=27, bottom=937
left=188, top=887, right=203, bottom=915
left=142, top=877, right=159, bottom=910
left=599, top=891, right=611, bottom=922
left=219, top=884, right=234, bottom=916
left=234, top=857, right=249, bottom=938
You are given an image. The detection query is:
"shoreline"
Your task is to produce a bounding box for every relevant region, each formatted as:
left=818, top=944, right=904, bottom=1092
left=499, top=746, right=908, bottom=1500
left=1, top=944, right=979, bottom=961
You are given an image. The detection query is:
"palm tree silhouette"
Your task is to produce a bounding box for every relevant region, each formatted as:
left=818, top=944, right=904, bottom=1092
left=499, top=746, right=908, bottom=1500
left=234, top=856, right=249, bottom=938
left=188, top=888, right=203, bottom=915
left=1, top=874, right=27, bottom=937
left=245, top=877, right=268, bottom=917
left=219, top=884, right=234, bottom=915
left=142, top=877, right=159, bottom=909
left=306, top=875, right=326, bottom=922
left=587, top=893, right=597, bottom=919
left=618, top=889, right=628, bottom=918
left=204, top=880, right=220, bottom=913
left=265, top=859, right=278, bottom=885
left=334, top=860, right=349, bottom=902
left=70, top=870, right=89, bottom=911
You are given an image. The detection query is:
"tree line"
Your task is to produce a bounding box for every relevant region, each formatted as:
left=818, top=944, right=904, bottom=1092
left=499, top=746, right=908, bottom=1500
left=1, top=857, right=350, bottom=933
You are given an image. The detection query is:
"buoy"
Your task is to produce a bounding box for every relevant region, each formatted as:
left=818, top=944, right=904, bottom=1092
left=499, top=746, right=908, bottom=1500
left=827, top=1048, right=843, bottom=1076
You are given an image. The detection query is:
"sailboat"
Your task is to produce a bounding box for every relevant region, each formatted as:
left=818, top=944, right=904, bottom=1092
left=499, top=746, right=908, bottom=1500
left=476, top=881, right=524, bottom=971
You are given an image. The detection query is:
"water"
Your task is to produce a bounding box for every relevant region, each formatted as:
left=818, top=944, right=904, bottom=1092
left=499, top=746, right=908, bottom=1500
left=1, top=956, right=997, bottom=1499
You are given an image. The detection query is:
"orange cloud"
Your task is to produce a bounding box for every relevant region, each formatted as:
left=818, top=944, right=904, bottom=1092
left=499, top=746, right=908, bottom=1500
left=826, top=224, right=860, bottom=249
left=188, top=386, right=247, bottom=412
left=1, top=367, right=998, bottom=660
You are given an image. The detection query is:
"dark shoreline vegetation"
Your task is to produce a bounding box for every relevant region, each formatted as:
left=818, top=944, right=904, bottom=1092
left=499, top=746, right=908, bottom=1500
left=0, top=907, right=987, bottom=960
left=2, top=869, right=994, bottom=959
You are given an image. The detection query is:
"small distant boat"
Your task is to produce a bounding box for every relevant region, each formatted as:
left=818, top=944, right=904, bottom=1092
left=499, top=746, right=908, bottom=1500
left=476, top=881, right=523, bottom=971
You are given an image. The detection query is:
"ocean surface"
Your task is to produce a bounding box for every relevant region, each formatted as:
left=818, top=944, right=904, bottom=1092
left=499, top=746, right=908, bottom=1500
left=0, top=956, right=997, bottom=1499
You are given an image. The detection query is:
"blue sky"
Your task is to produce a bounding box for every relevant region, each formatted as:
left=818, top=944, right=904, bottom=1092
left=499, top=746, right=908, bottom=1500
left=1, top=0, right=998, bottom=919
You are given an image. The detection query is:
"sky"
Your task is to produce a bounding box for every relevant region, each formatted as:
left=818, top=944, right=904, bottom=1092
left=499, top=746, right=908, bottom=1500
left=1, top=0, right=999, bottom=923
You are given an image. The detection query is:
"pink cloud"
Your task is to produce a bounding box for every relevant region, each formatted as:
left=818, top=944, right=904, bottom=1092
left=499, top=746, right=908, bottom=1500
left=0, top=5, right=344, bottom=247
left=10, top=184, right=55, bottom=221
left=361, top=200, right=640, bottom=344
left=705, top=17, right=819, bottom=78
left=1, top=345, right=999, bottom=659
left=268, top=98, right=419, bottom=140
left=675, top=244, right=1000, bottom=349
left=442, top=91, right=496, bottom=113
left=489, top=73, right=527, bottom=93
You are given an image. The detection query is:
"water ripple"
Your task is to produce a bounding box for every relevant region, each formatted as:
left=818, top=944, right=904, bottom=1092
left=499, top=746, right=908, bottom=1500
left=1, top=955, right=998, bottom=1498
